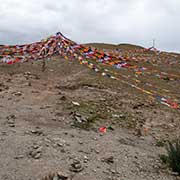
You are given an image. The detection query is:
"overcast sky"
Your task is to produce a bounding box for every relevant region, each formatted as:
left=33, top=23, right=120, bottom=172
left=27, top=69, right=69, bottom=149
left=0, top=0, right=180, bottom=52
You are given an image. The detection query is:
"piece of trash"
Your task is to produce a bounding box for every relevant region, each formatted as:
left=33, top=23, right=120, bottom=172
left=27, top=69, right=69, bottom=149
left=99, top=127, right=107, bottom=133
left=72, top=101, right=80, bottom=106
left=108, top=126, right=115, bottom=131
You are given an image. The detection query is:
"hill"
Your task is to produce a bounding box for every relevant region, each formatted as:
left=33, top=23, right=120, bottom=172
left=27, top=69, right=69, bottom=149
left=0, top=33, right=180, bottom=180
left=84, top=42, right=144, bottom=50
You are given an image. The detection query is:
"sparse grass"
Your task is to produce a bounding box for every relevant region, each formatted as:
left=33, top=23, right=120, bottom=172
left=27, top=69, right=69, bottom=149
left=73, top=114, right=104, bottom=130
left=64, top=98, right=136, bottom=130
left=63, top=100, right=109, bottom=129
left=160, top=139, right=180, bottom=175
left=156, top=138, right=167, bottom=147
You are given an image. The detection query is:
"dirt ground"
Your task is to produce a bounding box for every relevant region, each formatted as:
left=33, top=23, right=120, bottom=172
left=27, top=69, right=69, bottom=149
left=0, top=49, right=180, bottom=180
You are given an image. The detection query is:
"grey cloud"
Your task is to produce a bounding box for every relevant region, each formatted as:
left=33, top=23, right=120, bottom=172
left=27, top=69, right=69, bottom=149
left=0, top=0, right=180, bottom=52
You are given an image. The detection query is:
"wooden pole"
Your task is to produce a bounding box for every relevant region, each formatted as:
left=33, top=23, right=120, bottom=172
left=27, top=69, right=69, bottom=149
left=153, top=39, right=155, bottom=48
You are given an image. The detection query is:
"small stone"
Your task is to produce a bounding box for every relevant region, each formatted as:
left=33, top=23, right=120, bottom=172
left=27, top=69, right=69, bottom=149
left=69, top=160, right=84, bottom=173
left=14, top=155, right=24, bottom=159
left=41, top=172, right=69, bottom=180
left=110, top=169, right=116, bottom=174
left=31, top=90, right=40, bottom=93
left=94, top=149, right=100, bottom=154
left=56, top=172, right=69, bottom=180
left=9, top=123, right=15, bottom=127
left=13, top=91, right=23, bottom=96
left=83, top=156, right=89, bottom=163
left=112, top=114, right=120, bottom=118
left=34, top=153, right=41, bottom=159
left=102, top=156, right=114, bottom=164
left=74, top=116, right=82, bottom=123
left=6, top=114, right=16, bottom=120
left=61, top=149, right=66, bottom=153
left=6, top=115, right=16, bottom=127
left=29, top=146, right=42, bottom=159
left=79, top=141, right=83, bottom=145
left=24, top=71, right=31, bottom=76
left=30, top=129, right=44, bottom=136
left=1, top=131, right=7, bottom=136
left=60, top=96, right=66, bottom=101
left=57, top=143, right=64, bottom=147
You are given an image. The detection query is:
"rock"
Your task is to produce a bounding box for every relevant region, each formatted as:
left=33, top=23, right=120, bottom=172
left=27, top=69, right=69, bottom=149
left=41, top=172, right=69, bottom=180
left=1, top=131, right=7, bottom=136
left=29, top=146, right=42, bottom=159
left=6, top=114, right=16, bottom=127
left=78, top=141, right=83, bottom=145
left=102, top=156, right=114, bottom=164
left=52, top=138, right=66, bottom=148
left=57, top=172, right=69, bottom=180
left=112, top=113, right=127, bottom=119
left=6, top=78, right=12, bottom=83
left=13, top=91, right=23, bottom=96
left=28, top=82, right=32, bottom=86
left=83, top=156, right=89, bottom=163
left=30, top=129, right=44, bottom=136
left=136, top=128, right=143, bottom=137
left=60, top=96, right=66, bottom=101
left=34, top=152, right=41, bottom=159
left=14, top=154, right=24, bottom=159
left=69, top=160, right=84, bottom=172
left=112, top=114, right=120, bottom=118
left=8, top=123, right=15, bottom=127
left=94, top=149, right=100, bottom=154
left=6, top=114, right=16, bottom=120
left=31, top=90, right=40, bottom=93
left=0, top=82, right=9, bottom=91
left=60, top=149, right=66, bottom=153
left=73, top=113, right=88, bottom=125
left=24, top=71, right=31, bottom=76
left=74, top=116, right=82, bottom=123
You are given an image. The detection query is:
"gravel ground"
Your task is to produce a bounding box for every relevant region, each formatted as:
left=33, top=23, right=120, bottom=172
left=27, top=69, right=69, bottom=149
left=0, top=52, right=180, bottom=180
